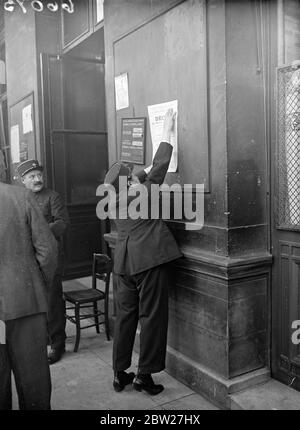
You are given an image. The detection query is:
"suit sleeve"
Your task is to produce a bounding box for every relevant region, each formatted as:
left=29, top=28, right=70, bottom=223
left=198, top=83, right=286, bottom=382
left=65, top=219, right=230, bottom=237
left=135, top=169, right=147, bottom=183
left=143, top=142, right=173, bottom=188
left=26, top=192, right=58, bottom=287
left=49, top=193, right=70, bottom=240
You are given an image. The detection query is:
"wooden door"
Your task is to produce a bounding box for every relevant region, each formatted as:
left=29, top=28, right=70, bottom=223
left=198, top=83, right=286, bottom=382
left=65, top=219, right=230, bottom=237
left=271, top=63, right=300, bottom=391
left=40, top=53, right=108, bottom=279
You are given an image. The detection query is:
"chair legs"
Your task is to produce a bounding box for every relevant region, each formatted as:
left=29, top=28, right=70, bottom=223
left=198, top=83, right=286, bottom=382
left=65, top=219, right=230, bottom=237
left=66, top=298, right=110, bottom=352
left=93, top=303, right=100, bottom=334
left=105, top=295, right=110, bottom=341
left=74, top=303, right=81, bottom=353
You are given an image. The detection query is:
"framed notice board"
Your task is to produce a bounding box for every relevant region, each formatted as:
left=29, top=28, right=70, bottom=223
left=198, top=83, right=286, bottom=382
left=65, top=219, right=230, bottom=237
left=120, top=117, right=146, bottom=165
left=9, top=92, right=36, bottom=171
left=114, top=0, right=209, bottom=189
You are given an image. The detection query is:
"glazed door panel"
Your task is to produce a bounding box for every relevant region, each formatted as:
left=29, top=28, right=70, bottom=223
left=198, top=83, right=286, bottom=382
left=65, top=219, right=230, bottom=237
left=272, top=64, right=300, bottom=391
left=41, top=53, right=108, bottom=279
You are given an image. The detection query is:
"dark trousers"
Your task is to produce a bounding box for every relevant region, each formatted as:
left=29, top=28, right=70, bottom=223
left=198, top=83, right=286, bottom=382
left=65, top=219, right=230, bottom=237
left=0, top=313, right=51, bottom=410
left=47, top=274, right=66, bottom=349
left=113, top=265, right=169, bottom=374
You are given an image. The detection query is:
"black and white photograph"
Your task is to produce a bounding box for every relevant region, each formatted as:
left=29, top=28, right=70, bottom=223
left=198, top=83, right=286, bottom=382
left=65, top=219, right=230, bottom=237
left=0, top=0, right=300, bottom=417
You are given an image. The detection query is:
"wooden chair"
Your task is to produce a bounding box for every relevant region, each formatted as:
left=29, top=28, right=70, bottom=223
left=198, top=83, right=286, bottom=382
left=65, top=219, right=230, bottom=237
left=64, top=253, right=112, bottom=352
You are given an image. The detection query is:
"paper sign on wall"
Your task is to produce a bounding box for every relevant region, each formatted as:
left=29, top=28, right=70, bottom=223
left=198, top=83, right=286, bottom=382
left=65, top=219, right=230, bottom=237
left=147, top=100, right=178, bottom=172
left=20, top=141, right=28, bottom=162
left=0, top=319, right=5, bottom=344
left=22, top=104, right=33, bottom=134
left=115, top=73, right=129, bottom=110
left=10, top=125, right=20, bottom=163
left=96, top=0, right=104, bottom=22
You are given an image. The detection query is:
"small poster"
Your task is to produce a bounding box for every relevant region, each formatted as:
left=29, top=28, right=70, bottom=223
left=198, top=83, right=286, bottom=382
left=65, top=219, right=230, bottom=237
left=120, top=118, right=146, bottom=165
left=115, top=73, right=129, bottom=110
left=10, top=125, right=20, bottom=163
left=147, top=100, right=178, bottom=172
left=22, top=104, right=33, bottom=134
left=96, top=0, right=104, bottom=23
left=0, top=320, right=5, bottom=345
left=20, top=141, right=28, bottom=162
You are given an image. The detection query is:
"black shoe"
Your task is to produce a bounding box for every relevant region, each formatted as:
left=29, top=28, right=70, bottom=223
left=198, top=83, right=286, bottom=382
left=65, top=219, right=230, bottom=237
left=48, top=346, right=65, bottom=365
left=133, top=373, right=164, bottom=395
left=113, top=371, right=135, bottom=392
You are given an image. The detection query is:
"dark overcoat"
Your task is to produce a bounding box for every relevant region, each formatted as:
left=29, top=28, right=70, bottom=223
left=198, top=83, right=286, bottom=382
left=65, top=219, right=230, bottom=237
left=113, top=142, right=182, bottom=275
left=0, top=183, right=58, bottom=321
left=33, top=187, right=70, bottom=275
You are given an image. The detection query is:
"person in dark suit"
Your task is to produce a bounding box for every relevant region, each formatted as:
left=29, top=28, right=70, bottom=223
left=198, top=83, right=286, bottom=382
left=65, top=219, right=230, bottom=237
left=104, top=109, right=182, bottom=395
left=0, top=182, right=58, bottom=410
left=17, top=160, right=70, bottom=365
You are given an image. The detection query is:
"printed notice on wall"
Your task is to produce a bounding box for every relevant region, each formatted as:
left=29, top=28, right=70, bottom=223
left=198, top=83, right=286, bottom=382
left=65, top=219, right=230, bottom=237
left=147, top=100, right=178, bottom=172
left=22, top=104, right=33, bottom=134
left=10, top=125, right=20, bottom=163
left=0, top=296, right=5, bottom=344
left=20, top=141, right=28, bottom=162
left=115, top=73, right=129, bottom=110
left=120, top=118, right=146, bottom=165
left=0, top=320, right=5, bottom=344
left=96, top=0, right=104, bottom=22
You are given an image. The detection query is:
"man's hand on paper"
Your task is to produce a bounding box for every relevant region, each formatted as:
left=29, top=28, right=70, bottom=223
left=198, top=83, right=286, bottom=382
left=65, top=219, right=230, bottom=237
left=144, top=165, right=153, bottom=175
left=161, top=108, right=176, bottom=144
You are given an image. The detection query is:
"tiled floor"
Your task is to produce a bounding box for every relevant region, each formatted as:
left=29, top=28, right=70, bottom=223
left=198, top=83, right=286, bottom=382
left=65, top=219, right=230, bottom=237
left=12, top=277, right=219, bottom=410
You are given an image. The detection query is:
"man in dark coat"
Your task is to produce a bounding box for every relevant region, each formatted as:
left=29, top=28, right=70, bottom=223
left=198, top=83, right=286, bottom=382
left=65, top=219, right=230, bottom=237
left=104, top=109, right=182, bottom=395
left=17, top=159, right=70, bottom=364
left=0, top=182, right=58, bottom=409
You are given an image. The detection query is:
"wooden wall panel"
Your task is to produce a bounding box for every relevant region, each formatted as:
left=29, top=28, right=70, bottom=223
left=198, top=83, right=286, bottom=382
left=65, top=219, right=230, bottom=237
left=113, top=0, right=209, bottom=188
left=277, top=241, right=300, bottom=379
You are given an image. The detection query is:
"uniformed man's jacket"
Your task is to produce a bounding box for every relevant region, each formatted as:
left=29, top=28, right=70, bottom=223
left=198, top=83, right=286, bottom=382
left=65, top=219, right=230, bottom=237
left=0, top=184, right=58, bottom=321
left=113, top=142, right=182, bottom=275
left=34, top=187, right=70, bottom=274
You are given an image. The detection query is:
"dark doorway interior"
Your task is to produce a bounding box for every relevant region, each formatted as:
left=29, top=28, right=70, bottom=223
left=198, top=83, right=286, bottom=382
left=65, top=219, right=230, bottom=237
left=41, top=28, right=108, bottom=279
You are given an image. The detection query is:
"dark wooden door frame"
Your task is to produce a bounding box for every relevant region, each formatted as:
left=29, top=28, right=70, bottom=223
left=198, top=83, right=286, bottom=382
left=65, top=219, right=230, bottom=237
left=40, top=53, right=106, bottom=188
left=269, top=3, right=300, bottom=391
left=39, top=52, right=109, bottom=279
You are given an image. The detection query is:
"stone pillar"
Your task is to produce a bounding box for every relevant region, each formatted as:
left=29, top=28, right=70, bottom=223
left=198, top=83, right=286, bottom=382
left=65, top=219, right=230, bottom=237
left=103, top=0, right=272, bottom=408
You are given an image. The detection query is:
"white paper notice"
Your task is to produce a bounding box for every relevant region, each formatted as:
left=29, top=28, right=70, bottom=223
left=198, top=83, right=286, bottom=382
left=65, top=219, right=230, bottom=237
left=96, top=0, right=104, bottom=22
left=115, top=73, right=129, bottom=110
left=10, top=125, right=20, bottom=163
left=0, top=320, right=5, bottom=344
left=22, top=104, right=33, bottom=134
left=147, top=100, right=178, bottom=172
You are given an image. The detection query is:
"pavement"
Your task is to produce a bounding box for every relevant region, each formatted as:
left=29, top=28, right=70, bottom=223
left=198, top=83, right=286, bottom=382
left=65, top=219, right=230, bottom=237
left=12, top=276, right=300, bottom=410
left=11, top=277, right=219, bottom=411
left=49, top=323, right=219, bottom=410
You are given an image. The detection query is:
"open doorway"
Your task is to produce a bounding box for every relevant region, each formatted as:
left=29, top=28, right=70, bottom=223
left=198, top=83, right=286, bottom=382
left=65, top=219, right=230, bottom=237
left=41, top=28, right=108, bottom=279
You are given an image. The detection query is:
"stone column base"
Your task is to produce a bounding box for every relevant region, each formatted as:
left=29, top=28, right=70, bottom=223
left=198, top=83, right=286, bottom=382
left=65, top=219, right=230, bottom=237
left=166, top=345, right=270, bottom=409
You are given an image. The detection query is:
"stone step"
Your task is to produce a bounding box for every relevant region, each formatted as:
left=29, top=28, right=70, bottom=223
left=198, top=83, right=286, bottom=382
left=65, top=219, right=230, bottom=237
left=230, top=379, right=300, bottom=410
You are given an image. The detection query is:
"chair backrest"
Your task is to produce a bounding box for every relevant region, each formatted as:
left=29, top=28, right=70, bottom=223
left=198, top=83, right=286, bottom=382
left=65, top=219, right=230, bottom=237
left=92, top=253, right=112, bottom=292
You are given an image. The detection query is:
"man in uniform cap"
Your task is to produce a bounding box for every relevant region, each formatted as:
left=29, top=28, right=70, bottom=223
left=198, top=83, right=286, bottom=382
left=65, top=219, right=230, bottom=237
left=104, top=109, right=182, bottom=395
left=17, top=159, right=70, bottom=365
